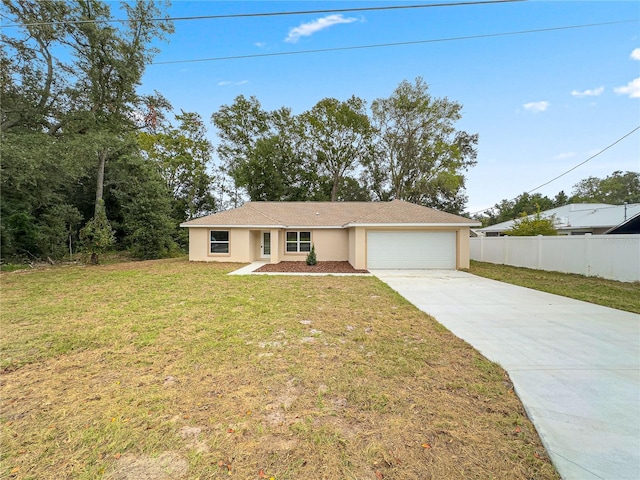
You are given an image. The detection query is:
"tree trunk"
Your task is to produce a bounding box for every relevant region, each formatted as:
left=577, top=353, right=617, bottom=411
left=331, top=175, right=339, bottom=202
left=95, top=150, right=107, bottom=215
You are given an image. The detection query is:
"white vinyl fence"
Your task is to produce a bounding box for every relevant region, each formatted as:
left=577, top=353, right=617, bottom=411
left=470, top=234, right=640, bottom=283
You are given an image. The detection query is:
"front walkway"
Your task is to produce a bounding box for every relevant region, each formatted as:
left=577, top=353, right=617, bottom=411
left=372, top=269, right=640, bottom=480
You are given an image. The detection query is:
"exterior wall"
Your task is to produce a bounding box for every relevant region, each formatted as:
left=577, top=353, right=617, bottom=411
left=188, top=227, right=349, bottom=263
left=350, top=227, right=367, bottom=270
left=188, top=225, right=472, bottom=270
left=249, top=230, right=261, bottom=261
left=188, top=228, right=209, bottom=261
left=187, top=227, right=252, bottom=263
left=456, top=227, right=471, bottom=269
left=279, top=228, right=349, bottom=262
left=470, top=234, right=640, bottom=282
left=269, top=229, right=280, bottom=263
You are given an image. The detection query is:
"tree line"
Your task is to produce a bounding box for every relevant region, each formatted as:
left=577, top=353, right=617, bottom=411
left=212, top=78, right=478, bottom=212
left=2, top=1, right=637, bottom=263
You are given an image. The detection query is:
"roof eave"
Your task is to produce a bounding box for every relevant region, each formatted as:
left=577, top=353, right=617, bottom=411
left=346, top=222, right=481, bottom=227
left=181, top=222, right=480, bottom=228
left=179, top=224, right=285, bottom=229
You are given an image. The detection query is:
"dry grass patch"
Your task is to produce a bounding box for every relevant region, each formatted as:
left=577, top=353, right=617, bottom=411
left=1, top=259, right=558, bottom=479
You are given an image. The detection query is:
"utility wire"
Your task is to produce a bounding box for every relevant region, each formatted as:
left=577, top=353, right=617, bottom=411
left=150, top=19, right=637, bottom=65
left=2, top=0, right=523, bottom=28
left=468, top=125, right=640, bottom=216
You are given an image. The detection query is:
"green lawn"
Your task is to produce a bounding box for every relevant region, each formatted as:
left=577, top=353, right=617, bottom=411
left=1, top=258, right=558, bottom=479
left=469, top=261, right=640, bottom=314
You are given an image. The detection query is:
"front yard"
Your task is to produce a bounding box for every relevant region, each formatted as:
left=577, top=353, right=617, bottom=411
left=1, top=259, right=558, bottom=479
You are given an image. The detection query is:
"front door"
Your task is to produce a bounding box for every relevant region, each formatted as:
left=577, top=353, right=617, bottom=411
left=261, top=231, right=271, bottom=258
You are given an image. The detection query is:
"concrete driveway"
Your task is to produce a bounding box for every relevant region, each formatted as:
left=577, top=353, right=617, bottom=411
left=371, top=270, right=640, bottom=480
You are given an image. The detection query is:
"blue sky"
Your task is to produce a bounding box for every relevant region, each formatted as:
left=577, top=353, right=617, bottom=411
left=139, top=0, right=640, bottom=213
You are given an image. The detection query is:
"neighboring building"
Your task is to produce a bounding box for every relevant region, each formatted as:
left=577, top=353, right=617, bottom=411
left=477, top=203, right=640, bottom=236
left=605, top=212, right=640, bottom=234
left=180, top=200, right=480, bottom=270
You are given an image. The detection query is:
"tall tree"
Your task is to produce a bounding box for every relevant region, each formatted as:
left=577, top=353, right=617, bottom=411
left=1, top=0, right=176, bottom=261
left=107, top=153, right=176, bottom=259
left=212, top=97, right=325, bottom=202
left=62, top=0, right=173, bottom=214
left=365, top=77, right=478, bottom=213
left=0, top=1, right=72, bottom=133
left=139, top=111, right=217, bottom=222
left=211, top=95, right=270, bottom=185
left=302, top=96, right=374, bottom=201
left=571, top=171, right=640, bottom=204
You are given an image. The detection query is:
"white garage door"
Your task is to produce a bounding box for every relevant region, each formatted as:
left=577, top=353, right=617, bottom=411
left=367, top=231, right=456, bottom=269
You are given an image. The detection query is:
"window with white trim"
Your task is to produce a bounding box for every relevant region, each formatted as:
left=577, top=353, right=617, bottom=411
left=210, top=230, right=229, bottom=254
left=286, top=231, right=311, bottom=253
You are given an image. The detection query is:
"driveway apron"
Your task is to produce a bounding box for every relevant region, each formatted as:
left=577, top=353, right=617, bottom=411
left=371, top=270, right=640, bottom=480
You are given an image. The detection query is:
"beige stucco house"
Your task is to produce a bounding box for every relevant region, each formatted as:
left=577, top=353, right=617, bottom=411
left=180, top=200, right=480, bottom=270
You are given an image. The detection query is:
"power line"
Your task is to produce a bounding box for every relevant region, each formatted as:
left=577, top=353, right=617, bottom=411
left=469, top=125, right=640, bottom=216
left=2, top=0, right=523, bottom=28
left=524, top=126, right=640, bottom=195
left=150, top=19, right=638, bottom=65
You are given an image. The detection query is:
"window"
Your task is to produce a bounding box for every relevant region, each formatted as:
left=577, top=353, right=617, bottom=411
left=210, top=230, right=229, bottom=254
left=286, top=231, right=311, bottom=253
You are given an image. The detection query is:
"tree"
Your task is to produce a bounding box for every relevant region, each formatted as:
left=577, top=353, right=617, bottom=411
left=63, top=0, right=173, bottom=214
left=107, top=154, right=176, bottom=260
left=364, top=77, right=478, bottom=213
left=504, top=209, right=557, bottom=236
left=212, top=97, right=325, bottom=202
left=552, top=190, right=570, bottom=208
left=0, top=130, right=89, bottom=259
left=476, top=192, right=555, bottom=227
left=1, top=0, right=177, bottom=262
left=327, top=176, right=372, bottom=201
left=302, top=96, right=374, bottom=201
left=2, top=0, right=174, bottom=210
left=211, top=95, right=270, bottom=183
left=0, top=1, right=72, bottom=133
left=571, top=171, right=640, bottom=204
left=138, top=111, right=217, bottom=222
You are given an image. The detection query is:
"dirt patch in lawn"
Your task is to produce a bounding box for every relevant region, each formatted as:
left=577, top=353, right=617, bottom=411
left=255, top=260, right=369, bottom=274
left=104, top=451, right=189, bottom=480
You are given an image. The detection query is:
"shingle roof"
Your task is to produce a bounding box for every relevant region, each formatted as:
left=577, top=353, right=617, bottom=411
left=181, top=200, right=478, bottom=228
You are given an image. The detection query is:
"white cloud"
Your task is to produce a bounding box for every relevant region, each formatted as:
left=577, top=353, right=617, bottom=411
left=614, top=77, right=640, bottom=98
left=631, top=48, right=640, bottom=60
left=553, top=152, right=576, bottom=160
left=285, top=14, right=358, bottom=43
left=217, top=80, right=249, bottom=87
left=255, top=42, right=266, bottom=48
left=571, top=86, right=604, bottom=97
left=523, top=101, right=549, bottom=113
